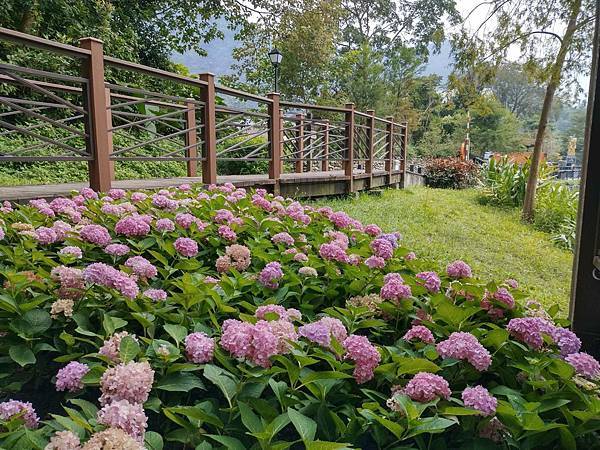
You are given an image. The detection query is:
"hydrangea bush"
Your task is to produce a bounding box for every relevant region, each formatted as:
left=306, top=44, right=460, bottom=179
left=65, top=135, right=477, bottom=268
left=0, top=184, right=598, bottom=449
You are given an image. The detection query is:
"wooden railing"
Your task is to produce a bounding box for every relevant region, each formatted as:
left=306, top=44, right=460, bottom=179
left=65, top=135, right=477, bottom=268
left=0, top=27, right=408, bottom=193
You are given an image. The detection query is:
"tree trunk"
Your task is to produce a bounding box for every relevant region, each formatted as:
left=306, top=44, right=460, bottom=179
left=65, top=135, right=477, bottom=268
left=18, top=1, right=38, bottom=34
left=522, top=0, right=582, bottom=221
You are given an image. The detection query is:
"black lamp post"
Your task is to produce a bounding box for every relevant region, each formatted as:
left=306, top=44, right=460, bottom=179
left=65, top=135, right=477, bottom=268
left=268, top=48, right=283, bottom=93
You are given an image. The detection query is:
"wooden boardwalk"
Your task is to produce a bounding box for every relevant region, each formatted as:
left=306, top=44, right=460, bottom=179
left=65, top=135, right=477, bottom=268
left=0, top=169, right=414, bottom=202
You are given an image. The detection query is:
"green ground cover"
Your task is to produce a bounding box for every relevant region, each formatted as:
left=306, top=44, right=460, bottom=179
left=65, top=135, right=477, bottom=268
left=317, top=187, right=573, bottom=313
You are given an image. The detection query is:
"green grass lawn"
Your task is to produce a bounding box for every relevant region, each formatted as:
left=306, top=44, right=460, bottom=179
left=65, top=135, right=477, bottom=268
left=316, top=187, right=574, bottom=314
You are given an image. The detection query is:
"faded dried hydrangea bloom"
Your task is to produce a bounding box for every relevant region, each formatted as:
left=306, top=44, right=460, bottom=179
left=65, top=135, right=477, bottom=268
left=99, top=361, right=154, bottom=405
left=446, top=260, right=472, bottom=279
left=298, top=266, right=318, bottom=277
left=56, top=361, right=89, bottom=392
left=0, top=400, right=39, bottom=428
left=524, top=299, right=552, bottom=320
left=461, top=386, right=497, bottom=416
left=436, top=332, right=492, bottom=371
left=403, top=372, right=451, bottom=402
left=45, top=430, right=81, bottom=450
left=402, top=325, right=435, bottom=345
left=50, top=298, right=75, bottom=318
left=51, top=266, right=85, bottom=300
left=185, top=332, right=215, bottom=363
left=96, top=400, right=147, bottom=443
left=99, top=331, right=138, bottom=362
left=343, top=334, right=381, bottom=384
left=479, top=417, right=508, bottom=443
left=347, top=294, right=383, bottom=314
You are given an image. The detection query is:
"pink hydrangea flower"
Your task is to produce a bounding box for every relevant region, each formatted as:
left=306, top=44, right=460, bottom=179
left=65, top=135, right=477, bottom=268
left=143, top=288, right=167, bottom=301
left=343, top=334, right=381, bottom=383
left=174, top=237, right=198, bottom=257
left=59, top=246, right=83, bottom=259
left=152, top=194, right=178, bottom=210
left=258, top=262, right=284, bottom=288
left=272, top=232, right=294, bottom=246
left=405, top=252, right=416, bottom=261
left=79, top=224, right=112, bottom=247
left=564, top=352, right=600, bottom=379
left=402, top=325, right=435, bottom=344
left=79, top=187, right=98, bottom=200
left=104, top=243, right=130, bottom=257
left=125, top=256, right=157, bottom=279
left=551, top=327, right=581, bottom=356
left=255, top=305, right=301, bottom=322
left=0, top=400, right=39, bottom=428
left=462, top=386, right=497, bottom=416
left=56, top=361, right=89, bottom=392
left=492, top=288, right=515, bottom=309
left=293, top=253, right=308, bottom=262
left=365, top=256, right=385, bottom=269
left=370, top=238, right=394, bottom=260
left=115, top=215, right=151, bottom=237
left=83, top=263, right=139, bottom=298
left=185, top=332, right=215, bottom=363
left=214, top=209, right=235, bottom=224
left=329, top=211, right=352, bottom=228
left=100, top=361, right=154, bottom=405
left=416, top=271, right=441, bottom=293
left=34, top=226, right=58, bottom=245
left=218, top=225, right=237, bottom=242
left=506, top=317, right=555, bottom=350
left=446, top=260, right=472, bottom=278
left=97, top=400, right=147, bottom=442
left=403, top=372, right=451, bottom=402
left=155, top=218, right=175, bottom=232
left=319, top=243, right=348, bottom=263
left=108, top=188, right=126, bottom=199
left=51, top=266, right=84, bottom=300
left=298, top=317, right=347, bottom=349
left=45, top=430, right=81, bottom=449
left=504, top=278, right=519, bottom=289
left=436, top=332, right=492, bottom=371
left=175, top=213, right=204, bottom=230
left=380, top=273, right=412, bottom=302
left=220, top=319, right=280, bottom=368
left=130, top=192, right=148, bottom=202
left=364, top=224, right=382, bottom=236
left=99, top=331, right=137, bottom=362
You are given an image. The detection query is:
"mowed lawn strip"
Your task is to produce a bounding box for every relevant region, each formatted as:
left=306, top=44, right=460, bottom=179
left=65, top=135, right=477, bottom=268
left=316, top=187, right=573, bottom=314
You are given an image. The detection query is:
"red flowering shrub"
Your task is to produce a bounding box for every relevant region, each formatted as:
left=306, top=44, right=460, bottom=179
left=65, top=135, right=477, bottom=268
left=425, top=158, right=480, bottom=189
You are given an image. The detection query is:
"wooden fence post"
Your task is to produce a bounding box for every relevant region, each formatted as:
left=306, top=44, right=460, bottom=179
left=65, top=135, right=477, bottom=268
left=322, top=119, right=329, bottom=172
left=268, top=93, right=282, bottom=189
left=385, top=116, right=394, bottom=181
left=366, top=109, right=375, bottom=183
left=198, top=73, right=217, bottom=185
left=184, top=99, right=198, bottom=177
left=295, top=113, right=304, bottom=173
left=105, top=87, right=115, bottom=181
left=344, top=103, right=355, bottom=193
left=401, top=121, right=408, bottom=187
left=80, top=37, right=111, bottom=193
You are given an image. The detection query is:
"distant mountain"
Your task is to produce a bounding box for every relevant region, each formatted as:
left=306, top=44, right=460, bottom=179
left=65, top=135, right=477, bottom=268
left=172, top=22, right=456, bottom=81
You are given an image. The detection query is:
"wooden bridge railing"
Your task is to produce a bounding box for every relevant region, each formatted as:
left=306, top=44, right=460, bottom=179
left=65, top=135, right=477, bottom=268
left=0, top=27, right=408, bottom=193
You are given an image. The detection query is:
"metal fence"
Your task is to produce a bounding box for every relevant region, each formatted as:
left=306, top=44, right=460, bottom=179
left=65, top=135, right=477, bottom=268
left=0, top=27, right=408, bottom=192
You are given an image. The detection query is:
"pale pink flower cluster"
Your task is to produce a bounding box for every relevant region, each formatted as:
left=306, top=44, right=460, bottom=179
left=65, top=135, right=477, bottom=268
left=152, top=194, right=178, bottom=210
left=364, top=224, right=382, bottom=236
left=298, top=317, right=347, bottom=349
left=0, top=400, right=39, bottom=428
left=255, top=305, right=301, bottom=322
left=55, top=361, right=89, bottom=392
left=380, top=273, right=411, bottom=302
left=125, top=256, right=157, bottom=279
left=97, top=400, right=147, bottom=442
left=258, top=261, right=284, bottom=288
left=115, top=215, right=151, bottom=237
left=108, top=188, right=126, bottom=199
left=436, top=332, right=492, bottom=371
left=403, top=372, right=451, bottom=402
left=551, top=327, right=581, bottom=356
left=51, top=266, right=84, bottom=300
left=298, top=266, right=318, bottom=277
left=220, top=318, right=297, bottom=367
left=462, top=386, right=497, bottom=416
left=506, top=317, right=555, bottom=350
left=504, top=278, right=519, bottom=289
left=564, top=352, right=600, bottom=379
left=218, top=225, right=237, bottom=241
left=343, top=334, right=381, bottom=383
left=252, top=193, right=273, bottom=211
left=416, top=271, right=441, bottom=293
left=79, top=224, right=112, bottom=246
left=34, top=226, right=59, bottom=245
left=99, top=331, right=138, bottom=362
left=402, top=325, right=435, bottom=344
left=329, top=211, right=352, bottom=228
left=104, top=243, right=130, bottom=257
left=83, top=263, right=139, bottom=298
left=185, top=332, right=215, bottom=363
left=45, top=430, right=81, bottom=449
left=492, top=288, right=515, bottom=309
left=214, top=209, right=235, bottom=224
left=446, top=260, right=472, bottom=278
left=319, top=243, right=349, bottom=263
left=347, top=294, right=383, bottom=314
left=59, top=245, right=83, bottom=259
left=174, top=237, right=198, bottom=257
left=155, top=218, right=175, bottom=232
left=285, top=202, right=311, bottom=224
left=143, top=288, right=167, bottom=301
left=365, top=255, right=385, bottom=269
left=130, top=192, right=148, bottom=203
left=30, top=198, right=55, bottom=216
left=175, top=213, right=205, bottom=230
left=272, top=232, right=294, bottom=246
left=405, top=251, right=417, bottom=261
left=99, top=361, right=154, bottom=405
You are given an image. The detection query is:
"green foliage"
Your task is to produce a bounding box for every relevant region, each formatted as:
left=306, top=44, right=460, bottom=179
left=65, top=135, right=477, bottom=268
left=424, top=158, right=480, bottom=189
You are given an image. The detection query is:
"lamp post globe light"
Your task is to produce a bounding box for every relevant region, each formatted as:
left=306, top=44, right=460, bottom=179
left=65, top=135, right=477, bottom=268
left=268, top=48, right=283, bottom=93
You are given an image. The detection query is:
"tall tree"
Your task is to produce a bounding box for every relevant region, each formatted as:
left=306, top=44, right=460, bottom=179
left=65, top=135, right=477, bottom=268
left=453, top=0, right=594, bottom=220
left=490, top=63, right=545, bottom=119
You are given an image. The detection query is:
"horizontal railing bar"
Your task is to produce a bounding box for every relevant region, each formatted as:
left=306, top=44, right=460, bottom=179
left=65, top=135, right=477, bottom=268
left=110, top=93, right=204, bottom=111
left=214, top=85, right=273, bottom=104
left=106, top=83, right=204, bottom=106
left=0, top=97, right=72, bottom=109
left=280, top=101, right=349, bottom=113
left=215, top=106, right=269, bottom=118
left=0, top=113, right=84, bottom=138
left=0, top=155, right=92, bottom=161
left=2, top=129, right=82, bottom=154
left=0, top=105, right=50, bottom=119
left=215, top=121, right=268, bottom=144
left=217, top=157, right=271, bottom=161
left=0, top=63, right=88, bottom=84
left=0, top=27, right=91, bottom=58
left=217, top=129, right=269, bottom=154
left=110, top=126, right=194, bottom=155
left=110, top=156, right=205, bottom=161
left=111, top=110, right=188, bottom=124
left=110, top=107, right=189, bottom=132
left=0, top=74, right=82, bottom=94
